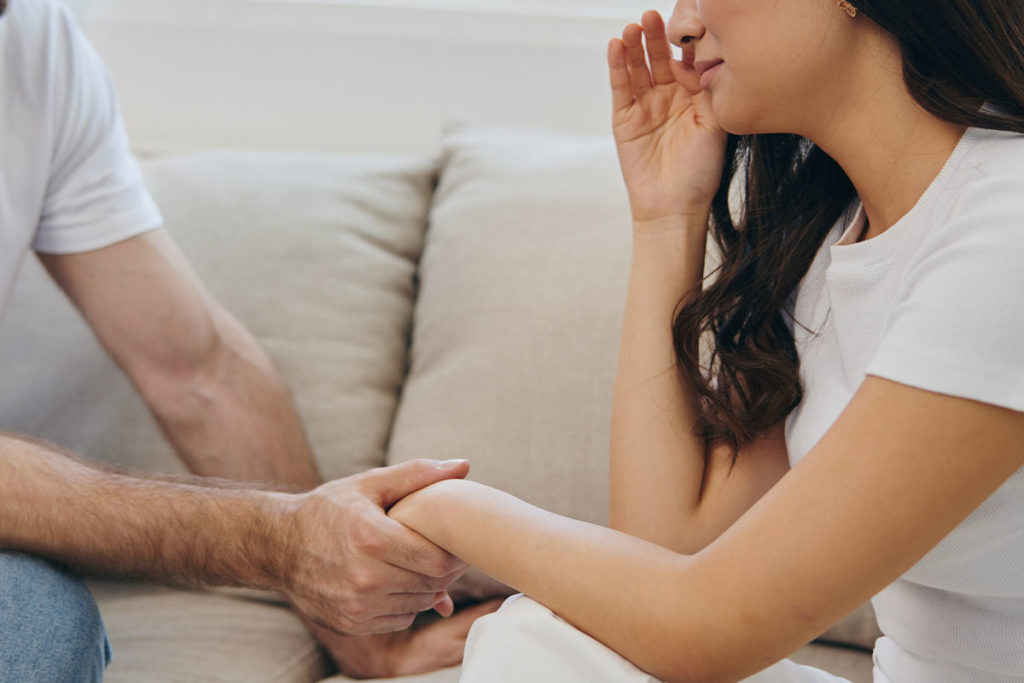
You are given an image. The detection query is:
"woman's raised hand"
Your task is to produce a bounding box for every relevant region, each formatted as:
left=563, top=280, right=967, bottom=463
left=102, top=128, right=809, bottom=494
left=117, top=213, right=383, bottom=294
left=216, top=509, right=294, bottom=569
left=608, top=11, right=727, bottom=227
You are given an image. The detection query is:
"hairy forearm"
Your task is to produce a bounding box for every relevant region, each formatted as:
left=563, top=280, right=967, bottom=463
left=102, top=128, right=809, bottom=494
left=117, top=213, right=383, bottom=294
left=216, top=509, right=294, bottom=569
left=389, top=479, right=744, bottom=683
left=0, top=432, right=294, bottom=587
left=610, top=220, right=710, bottom=547
left=142, top=308, right=320, bottom=490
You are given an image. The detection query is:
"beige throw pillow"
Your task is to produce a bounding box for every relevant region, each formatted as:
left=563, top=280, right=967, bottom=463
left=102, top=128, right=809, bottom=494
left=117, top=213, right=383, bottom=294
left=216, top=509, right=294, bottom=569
left=388, top=124, right=633, bottom=530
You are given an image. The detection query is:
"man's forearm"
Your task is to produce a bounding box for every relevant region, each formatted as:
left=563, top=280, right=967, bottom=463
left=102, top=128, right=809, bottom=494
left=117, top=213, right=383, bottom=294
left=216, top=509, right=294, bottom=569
left=142, top=307, right=321, bottom=490
left=0, top=432, right=294, bottom=588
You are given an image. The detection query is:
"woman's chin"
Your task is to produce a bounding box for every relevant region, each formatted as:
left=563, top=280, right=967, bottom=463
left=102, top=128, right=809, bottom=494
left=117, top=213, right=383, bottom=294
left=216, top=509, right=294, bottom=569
left=713, top=110, right=757, bottom=137
left=711, top=98, right=796, bottom=138
left=706, top=91, right=774, bottom=136
left=707, top=99, right=745, bottom=136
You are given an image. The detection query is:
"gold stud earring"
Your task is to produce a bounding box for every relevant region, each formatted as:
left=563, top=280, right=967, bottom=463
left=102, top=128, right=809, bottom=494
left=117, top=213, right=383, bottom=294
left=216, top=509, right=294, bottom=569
left=838, top=0, right=858, bottom=17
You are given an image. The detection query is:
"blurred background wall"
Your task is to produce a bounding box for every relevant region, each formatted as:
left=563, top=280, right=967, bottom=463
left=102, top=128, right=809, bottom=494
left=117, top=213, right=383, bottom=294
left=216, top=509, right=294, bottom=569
left=63, top=0, right=664, bottom=154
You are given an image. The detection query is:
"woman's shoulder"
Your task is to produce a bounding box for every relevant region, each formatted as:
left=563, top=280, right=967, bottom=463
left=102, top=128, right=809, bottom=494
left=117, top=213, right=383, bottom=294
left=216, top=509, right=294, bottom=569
left=932, top=128, right=1024, bottom=234
left=957, top=127, right=1024, bottom=184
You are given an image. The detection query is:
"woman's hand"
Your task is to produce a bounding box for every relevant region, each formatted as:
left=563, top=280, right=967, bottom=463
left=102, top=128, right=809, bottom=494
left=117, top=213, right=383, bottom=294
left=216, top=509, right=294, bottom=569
left=609, top=11, right=727, bottom=227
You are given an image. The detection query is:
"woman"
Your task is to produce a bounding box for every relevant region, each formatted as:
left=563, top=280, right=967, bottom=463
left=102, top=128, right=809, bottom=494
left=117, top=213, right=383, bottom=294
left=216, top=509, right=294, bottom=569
left=389, top=1, right=1024, bottom=680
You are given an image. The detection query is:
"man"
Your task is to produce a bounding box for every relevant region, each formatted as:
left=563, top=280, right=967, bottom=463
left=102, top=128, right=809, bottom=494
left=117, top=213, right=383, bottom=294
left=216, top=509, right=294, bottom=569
left=0, top=0, right=494, bottom=679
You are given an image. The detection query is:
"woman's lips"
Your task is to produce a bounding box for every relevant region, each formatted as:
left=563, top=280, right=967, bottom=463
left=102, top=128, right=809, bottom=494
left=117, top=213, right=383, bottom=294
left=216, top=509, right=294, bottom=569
left=696, top=60, right=724, bottom=89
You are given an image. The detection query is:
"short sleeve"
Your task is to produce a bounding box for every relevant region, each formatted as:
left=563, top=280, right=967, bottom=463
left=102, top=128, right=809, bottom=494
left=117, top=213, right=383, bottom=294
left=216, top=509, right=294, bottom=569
left=866, top=174, right=1024, bottom=412
left=34, top=3, right=161, bottom=254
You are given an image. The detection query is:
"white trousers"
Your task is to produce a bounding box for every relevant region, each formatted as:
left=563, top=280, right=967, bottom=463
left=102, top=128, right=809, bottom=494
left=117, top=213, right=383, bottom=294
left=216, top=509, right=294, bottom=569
left=459, top=595, right=855, bottom=683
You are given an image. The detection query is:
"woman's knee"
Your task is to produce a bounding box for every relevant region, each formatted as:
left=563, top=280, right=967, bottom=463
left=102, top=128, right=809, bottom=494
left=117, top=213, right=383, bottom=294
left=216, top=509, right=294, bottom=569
left=0, top=551, right=110, bottom=682
left=460, top=595, right=660, bottom=682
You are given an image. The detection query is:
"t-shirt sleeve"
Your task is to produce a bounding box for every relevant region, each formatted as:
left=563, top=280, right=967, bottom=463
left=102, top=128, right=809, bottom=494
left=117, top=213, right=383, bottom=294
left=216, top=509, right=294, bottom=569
left=866, top=174, right=1024, bottom=413
left=34, top=4, right=161, bottom=254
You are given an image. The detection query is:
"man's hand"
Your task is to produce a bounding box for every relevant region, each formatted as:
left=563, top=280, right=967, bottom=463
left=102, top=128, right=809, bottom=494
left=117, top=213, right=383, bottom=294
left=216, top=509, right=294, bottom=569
left=303, top=600, right=503, bottom=679
left=280, top=459, right=471, bottom=635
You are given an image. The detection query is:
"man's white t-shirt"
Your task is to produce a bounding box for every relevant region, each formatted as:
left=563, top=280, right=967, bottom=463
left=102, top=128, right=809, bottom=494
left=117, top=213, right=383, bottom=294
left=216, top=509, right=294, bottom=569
left=787, top=127, right=1024, bottom=682
left=0, top=0, right=161, bottom=313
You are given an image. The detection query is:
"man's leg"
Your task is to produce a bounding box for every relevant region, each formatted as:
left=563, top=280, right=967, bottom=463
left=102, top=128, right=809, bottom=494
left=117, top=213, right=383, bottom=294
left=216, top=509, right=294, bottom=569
left=0, top=552, right=110, bottom=682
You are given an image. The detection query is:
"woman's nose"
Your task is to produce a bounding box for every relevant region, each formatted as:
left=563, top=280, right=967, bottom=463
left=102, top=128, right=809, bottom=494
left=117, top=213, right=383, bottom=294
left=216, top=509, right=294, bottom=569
left=666, top=1, right=705, bottom=47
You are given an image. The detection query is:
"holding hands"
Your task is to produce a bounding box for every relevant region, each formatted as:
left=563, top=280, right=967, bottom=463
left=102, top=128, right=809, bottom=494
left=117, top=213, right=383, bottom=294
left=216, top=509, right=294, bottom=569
left=278, top=459, right=501, bottom=678
left=276, top=16, right=731, bottom=675
left=282, top=459, right=472, bottom=635
left=608, top=11, right=727, bottom=227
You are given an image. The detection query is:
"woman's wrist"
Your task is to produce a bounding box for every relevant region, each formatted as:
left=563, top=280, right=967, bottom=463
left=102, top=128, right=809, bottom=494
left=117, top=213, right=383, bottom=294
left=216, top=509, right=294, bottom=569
left=387, top=479, right=464, bottom=550
left=632, top=214, right=709, bottom=241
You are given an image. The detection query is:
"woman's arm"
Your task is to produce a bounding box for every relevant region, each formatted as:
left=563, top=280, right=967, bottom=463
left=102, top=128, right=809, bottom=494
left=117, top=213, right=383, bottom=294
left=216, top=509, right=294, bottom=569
left=391, top=376, right=1024, bottom=682
left=608, top=14, right=789, bottom=553
left=612, top=223, right=791, bottom=554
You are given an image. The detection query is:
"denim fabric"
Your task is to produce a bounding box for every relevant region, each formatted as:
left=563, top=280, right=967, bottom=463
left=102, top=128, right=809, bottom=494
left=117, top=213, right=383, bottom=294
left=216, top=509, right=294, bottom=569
left=0, top=552, right=110, bottom=682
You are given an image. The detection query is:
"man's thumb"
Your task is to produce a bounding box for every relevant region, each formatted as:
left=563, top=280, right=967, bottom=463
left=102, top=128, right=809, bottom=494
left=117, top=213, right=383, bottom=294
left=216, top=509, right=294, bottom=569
left=365, top=459, right=470, bottom=508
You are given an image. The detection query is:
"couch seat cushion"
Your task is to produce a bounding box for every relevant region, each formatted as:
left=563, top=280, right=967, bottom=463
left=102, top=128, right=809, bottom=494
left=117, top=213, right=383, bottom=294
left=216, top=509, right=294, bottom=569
left=90, top=580, right=328, bottom=683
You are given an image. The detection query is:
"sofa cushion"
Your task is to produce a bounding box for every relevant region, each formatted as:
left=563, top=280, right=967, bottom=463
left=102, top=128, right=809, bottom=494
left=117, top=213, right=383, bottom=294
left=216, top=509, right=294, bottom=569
left=386, top=125, right=631, bottom=602
left=89, top=580, right=328, bottom=683
left=0, top=151, right=435, bottom=481
left=387, top=123, right=633, bottom=529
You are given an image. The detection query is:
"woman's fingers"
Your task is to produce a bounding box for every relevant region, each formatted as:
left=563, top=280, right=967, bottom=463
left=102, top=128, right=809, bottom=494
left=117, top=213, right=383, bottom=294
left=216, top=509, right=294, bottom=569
left=622, top=23, right=653, bottom=98
left=669, top=57, right=701, bottom=94
left=610, top=12, right=687, bottom=117
left=608, top=38, right=634, bottom=114
left=640, top=10, right=675, bottom=85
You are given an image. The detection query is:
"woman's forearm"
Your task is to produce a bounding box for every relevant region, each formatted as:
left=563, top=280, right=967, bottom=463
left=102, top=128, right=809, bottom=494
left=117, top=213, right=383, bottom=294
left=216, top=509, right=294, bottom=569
left=389, top=478, right=731, bottom=682
left=610, top=220, right=710, bottom=549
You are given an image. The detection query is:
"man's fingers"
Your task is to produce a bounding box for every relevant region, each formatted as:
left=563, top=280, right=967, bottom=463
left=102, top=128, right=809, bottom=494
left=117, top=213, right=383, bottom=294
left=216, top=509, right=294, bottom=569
left=640, top=10, right=674, bottom=86
left=423, top=599, right=505, bottom=639
left=375, top=590, right=451, bottom=617
left=372, top=513, right=467, bottom=578
left=361, top=459, right=469, bottom=509
left=432, top=591, right=455, bottom=617
left=352, top=547, right=461, bottom=595
left=448, top=598, right=504, bottom=631
left=357, top=613, right=420, bottom=635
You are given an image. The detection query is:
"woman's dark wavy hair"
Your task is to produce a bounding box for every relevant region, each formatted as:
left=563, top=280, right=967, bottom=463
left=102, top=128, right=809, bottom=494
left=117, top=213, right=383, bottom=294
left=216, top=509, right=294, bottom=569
left=675, top=0, right=1024, bottom=455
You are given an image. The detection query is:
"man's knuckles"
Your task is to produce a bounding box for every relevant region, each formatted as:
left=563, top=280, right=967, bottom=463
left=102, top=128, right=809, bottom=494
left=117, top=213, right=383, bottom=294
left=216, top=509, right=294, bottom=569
left=348, top=517, right=387, bottom=557
left=346, top=568, right=385, bottom=596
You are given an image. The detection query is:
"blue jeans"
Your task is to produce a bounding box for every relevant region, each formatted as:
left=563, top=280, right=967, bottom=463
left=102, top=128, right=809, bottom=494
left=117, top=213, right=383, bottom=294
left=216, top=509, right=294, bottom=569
left=0, top=552, right=110, bottom=682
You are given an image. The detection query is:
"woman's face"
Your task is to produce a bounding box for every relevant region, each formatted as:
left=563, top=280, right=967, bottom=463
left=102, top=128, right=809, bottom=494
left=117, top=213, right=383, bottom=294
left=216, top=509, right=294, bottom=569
left=666, top=0, right=865, bottom=136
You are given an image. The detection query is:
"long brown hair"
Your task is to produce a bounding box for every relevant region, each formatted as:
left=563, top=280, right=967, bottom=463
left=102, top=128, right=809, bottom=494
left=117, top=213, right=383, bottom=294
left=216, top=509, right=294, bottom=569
left=674, top=0, right=1024, bottom=455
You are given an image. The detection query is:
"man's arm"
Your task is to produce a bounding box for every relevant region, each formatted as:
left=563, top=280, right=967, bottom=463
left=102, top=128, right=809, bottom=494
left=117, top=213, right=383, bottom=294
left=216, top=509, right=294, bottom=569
left=38, top=228, right=319, bottom=488
left=0, top=431, right=285, bottom=586
left=32, top=229, right=493, bottom=675
left=0, top=430, right=467, bottom=635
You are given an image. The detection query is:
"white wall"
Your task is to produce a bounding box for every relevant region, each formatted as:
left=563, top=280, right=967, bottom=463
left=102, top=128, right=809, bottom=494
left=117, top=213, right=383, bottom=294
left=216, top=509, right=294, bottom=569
left=73, top=0, right=669, bottom=155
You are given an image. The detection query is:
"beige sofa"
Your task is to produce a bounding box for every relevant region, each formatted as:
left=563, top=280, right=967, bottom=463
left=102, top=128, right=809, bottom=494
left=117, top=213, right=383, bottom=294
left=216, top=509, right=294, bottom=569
left=0, top=124, right=878, bottom=682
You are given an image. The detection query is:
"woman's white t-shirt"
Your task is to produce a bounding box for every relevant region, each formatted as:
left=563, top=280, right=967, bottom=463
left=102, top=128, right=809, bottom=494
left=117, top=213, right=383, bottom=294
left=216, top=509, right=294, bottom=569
left=787, top=127, right=1024, bottom=682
